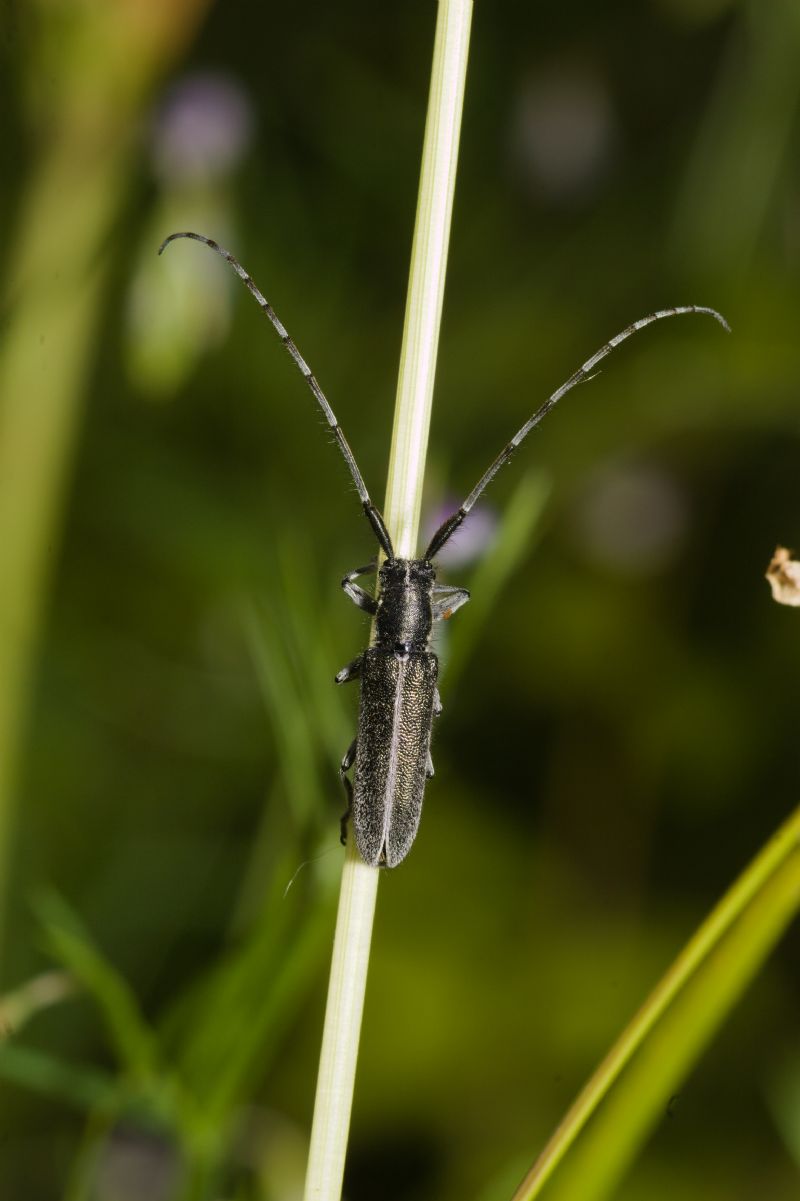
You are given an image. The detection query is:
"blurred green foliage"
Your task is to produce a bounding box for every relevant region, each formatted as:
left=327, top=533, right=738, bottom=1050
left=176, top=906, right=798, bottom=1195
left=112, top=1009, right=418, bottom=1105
left=1, top=1, right=800, bottom=1199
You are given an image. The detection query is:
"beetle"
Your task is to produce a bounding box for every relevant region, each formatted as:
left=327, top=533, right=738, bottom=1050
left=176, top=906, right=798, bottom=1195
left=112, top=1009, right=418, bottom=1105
left=159, top=230, right=727, bottom=867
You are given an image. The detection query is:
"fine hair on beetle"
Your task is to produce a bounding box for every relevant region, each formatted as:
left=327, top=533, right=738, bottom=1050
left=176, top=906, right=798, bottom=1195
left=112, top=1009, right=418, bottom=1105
left=160, top=231, right=729, bottom=868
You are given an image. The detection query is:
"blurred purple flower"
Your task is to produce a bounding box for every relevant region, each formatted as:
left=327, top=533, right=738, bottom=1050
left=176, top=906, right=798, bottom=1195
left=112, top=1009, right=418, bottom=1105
left=93, top=1127, right=179, bottom=1201
left=424, top=500, right=498, bottom=569
left=151, top=72, right=254, bottom=184
left=572, top=461, right=689, bottom=574
left=509, top=62, right=618, bottom=205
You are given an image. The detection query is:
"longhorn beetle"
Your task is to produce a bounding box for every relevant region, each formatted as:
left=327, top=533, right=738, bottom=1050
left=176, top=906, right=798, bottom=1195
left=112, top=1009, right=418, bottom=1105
left=159, top=231, right=728, bottom=867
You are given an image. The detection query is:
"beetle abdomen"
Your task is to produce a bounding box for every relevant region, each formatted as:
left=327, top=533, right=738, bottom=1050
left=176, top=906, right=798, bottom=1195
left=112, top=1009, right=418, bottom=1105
left=353, top=648, right=438, bottom=867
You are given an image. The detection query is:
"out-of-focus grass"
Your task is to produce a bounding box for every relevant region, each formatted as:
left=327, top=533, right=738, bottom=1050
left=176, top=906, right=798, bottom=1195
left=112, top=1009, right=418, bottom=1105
left=0, top=0, right=212, bottom=971
left=671, top=0, right=800, bottom=280
left=442, top=471, right=551, bottom=691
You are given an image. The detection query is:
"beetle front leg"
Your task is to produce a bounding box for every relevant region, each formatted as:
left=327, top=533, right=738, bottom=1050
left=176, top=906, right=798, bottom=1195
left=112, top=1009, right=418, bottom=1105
left=432, top=587, right=470, bottom=621
left=342, top=562, right=378, bottom=615
left=433, top=687, right=442, bottom=716
left=339, top=738, right=357, bottom=845
left=335, top=655, right=363, bottom=685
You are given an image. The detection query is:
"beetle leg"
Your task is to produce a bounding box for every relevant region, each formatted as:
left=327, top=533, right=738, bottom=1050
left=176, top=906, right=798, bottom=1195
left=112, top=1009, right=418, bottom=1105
left=339, top=738, right=357, bottom=844
left=433, top=687, right=443, bottom=716
left=335, top=655, right=363, bottom=685
left=341, top=562, right=378, bottom=614
left=426, top=751, right=435, bottom=779
left=432, top=587, right=470, bottom=621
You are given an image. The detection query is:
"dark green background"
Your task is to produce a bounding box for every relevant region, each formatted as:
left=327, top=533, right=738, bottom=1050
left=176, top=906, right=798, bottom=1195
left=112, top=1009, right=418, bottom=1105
left=2, top=1, right=799, bottom=1198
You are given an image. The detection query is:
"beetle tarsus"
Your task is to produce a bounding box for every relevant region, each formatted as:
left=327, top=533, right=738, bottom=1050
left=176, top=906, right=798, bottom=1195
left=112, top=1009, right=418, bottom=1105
left=339, top=738, right=356, bottom=845
left=342, top=562, right=379, bottom=614
left=336, top=655, right=363, bottom=685
left=432, top=587, right=470, bottom=622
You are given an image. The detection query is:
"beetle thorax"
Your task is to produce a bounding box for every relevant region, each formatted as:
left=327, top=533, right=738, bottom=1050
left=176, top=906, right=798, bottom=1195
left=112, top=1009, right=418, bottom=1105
left=374, top=559, right=435, bottom=654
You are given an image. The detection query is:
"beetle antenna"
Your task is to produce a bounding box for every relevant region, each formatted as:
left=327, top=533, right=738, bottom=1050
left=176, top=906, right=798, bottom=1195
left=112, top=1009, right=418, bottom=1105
left=159, top=231, right=395, bottom=560
left=425, top=305, right=729, bottom=559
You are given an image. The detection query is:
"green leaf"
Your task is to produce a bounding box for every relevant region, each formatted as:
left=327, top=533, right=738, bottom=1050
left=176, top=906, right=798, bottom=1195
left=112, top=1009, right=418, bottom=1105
left=166, top=867, right=332, bottom=1124
left=0, top=1043, right=119, bottom=1112
left=244, top=593, right=326, bottom=830
left=35, top=891, right=159, bottom=1084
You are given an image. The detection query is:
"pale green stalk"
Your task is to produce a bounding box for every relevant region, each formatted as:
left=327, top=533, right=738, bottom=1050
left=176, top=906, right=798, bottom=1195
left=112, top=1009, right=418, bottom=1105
left=302, top=4, right=473, bottom=1199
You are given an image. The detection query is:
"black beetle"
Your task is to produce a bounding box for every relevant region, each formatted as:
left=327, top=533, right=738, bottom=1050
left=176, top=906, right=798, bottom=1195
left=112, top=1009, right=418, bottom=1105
left=160, top=231, right=727, bottom=867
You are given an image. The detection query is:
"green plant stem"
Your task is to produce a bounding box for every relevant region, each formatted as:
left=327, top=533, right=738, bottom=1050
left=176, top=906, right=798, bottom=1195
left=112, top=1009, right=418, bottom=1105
left=302, top=4, right=472, bottom=1199
left=382, top=0, right=473, bottom=559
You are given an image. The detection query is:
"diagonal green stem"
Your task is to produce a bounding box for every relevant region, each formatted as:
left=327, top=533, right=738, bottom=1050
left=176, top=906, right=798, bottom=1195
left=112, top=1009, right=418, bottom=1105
left=513, top=803, right=800, bottom=1201
left=302, top=4, right=473, bottom=1199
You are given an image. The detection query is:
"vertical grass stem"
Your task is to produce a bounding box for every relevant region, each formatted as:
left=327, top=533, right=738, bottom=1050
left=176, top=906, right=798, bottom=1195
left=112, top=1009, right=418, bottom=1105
left=302, top=4, right=473, bottom=1199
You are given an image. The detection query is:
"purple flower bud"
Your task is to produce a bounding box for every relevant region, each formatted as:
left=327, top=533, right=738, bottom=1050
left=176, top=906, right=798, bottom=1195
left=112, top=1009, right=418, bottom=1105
left=425, top=500, right=498, bottom=568
left=151, top=72, right=254, bottom=184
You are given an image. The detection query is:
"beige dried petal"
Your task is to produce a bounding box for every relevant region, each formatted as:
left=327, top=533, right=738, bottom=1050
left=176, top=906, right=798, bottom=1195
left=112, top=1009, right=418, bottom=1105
left=766, top=546, right=800, bottom=607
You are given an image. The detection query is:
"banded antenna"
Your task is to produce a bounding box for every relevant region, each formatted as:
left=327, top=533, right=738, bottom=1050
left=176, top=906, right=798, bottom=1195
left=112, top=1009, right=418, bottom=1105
left=159, top=231, right=394, bottom=559
left=159, top=231, right=728, bottom=563
left=425, top=304, right=729, bottom=558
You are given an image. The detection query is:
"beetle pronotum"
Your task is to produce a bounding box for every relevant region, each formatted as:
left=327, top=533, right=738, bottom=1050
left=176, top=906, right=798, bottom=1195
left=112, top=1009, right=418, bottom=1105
left=160, top=231, right=727, bottom=867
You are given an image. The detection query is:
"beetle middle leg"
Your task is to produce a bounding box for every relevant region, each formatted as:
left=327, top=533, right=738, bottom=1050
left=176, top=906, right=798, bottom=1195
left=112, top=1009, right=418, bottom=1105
left=335, top=654, right=363, bottom=685
left=335, top=654, right=363, bottom=843
left=339, top=738, right=357, bottom=845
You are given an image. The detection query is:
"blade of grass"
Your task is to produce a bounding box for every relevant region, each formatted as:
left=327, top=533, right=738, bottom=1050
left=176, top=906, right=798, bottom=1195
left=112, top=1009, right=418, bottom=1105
left=670, top=0, right=800, bottom=279
left=37, top=892, right=159, bottom=1085
left=274, top=533, right=353, bottom=764
left=512, top=803, right=800, bottom=1201
left=303, top=4, right=473, bottom=1199
left=0, top=970, right=75, bottom=1040
left=166, top=857, right=333, bottom=1123
left=0, top=1043, right=119, bottom=1113
left=244, top=595, right=325, bottom=831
